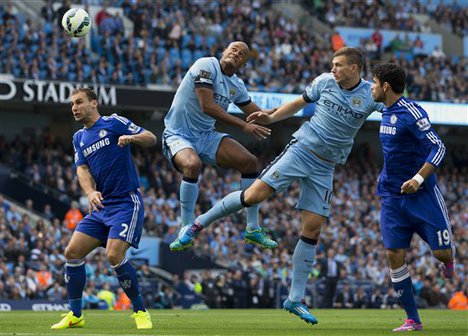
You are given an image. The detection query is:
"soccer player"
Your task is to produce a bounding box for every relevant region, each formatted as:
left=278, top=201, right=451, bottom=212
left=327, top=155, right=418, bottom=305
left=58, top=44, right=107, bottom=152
left=51, top=88, right=157, bottom=330
left=371, top=63, right=455, bottom=332
left=177, top=47, right=384, bottom=324
left=163, top=41, right=277, bottom=251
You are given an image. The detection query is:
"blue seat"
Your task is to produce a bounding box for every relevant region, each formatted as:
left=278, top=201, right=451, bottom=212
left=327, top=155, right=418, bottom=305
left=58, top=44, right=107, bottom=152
left=181, top=48, right=193, bottom=69
left=181, top=34, right=192, bottom=48
left=194, top=34, right=204, bottom=46
left=206, top=35, right=216, bottom=47
left=193, top=49, right=205, bottom=60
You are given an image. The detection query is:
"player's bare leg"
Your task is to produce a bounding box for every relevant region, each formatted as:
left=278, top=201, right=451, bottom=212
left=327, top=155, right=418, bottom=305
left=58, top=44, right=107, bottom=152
left=177, top=179, right=275, bottom=250
left=433, top=248, right=455, bottom=279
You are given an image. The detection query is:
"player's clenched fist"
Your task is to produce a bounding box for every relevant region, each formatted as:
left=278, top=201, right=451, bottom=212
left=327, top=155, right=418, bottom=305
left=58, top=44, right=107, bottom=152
left=400, top=179, right=420, bottom=194
left=118, top=135, right=134, bottom=147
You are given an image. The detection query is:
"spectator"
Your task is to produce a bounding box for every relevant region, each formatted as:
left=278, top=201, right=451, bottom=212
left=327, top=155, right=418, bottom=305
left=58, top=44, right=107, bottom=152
left=114, top=288, right=131, bottom=310
left=448, top=286, right=468, bottom=310
left=97, top=283, right=116, bottom=310
left=330, top=30, right=345, bottom=52
left=321, top=249, right=342, bottom=308
left=371, top=28, right=383, bottom=57
left=334, top=284, right=354, bottom=308
left=353, top=287, right=369, bottom=308
left=64, top=201, right=83, bottom=230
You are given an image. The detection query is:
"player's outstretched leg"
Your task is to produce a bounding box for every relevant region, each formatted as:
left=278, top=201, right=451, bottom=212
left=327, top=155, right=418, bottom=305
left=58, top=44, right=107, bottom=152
left=177, top=220, right=204, bottom=249
left=172, top=190, right=246, bottom=251
left=283, top=299, right=318, bottom=325
left=392, top=319, right=423, bottom=332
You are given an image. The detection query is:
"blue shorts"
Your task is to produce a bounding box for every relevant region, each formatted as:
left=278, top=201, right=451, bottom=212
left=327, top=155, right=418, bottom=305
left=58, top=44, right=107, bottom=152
left=380, top=185, right=454, bottom=251
left=75, top=190, right=144, bottom=248
left=162, top=129, right=230, bottom=167
left=260, top=140, right=335, bottom=217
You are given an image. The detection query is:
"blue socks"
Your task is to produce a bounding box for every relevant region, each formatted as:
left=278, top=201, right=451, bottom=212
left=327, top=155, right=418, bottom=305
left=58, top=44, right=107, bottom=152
left=289, top=237, right=317, bottom=302
left=180, top=177, right=198, bottom=226
left=198, top=190, right=245, bottom=227
left=112, top=258, right=145, bottom=312
left=241, top=174, right=260, bottom=231
left=391, top=264, right=421, bottom=324
left=65, top=259, right=86, bottom=317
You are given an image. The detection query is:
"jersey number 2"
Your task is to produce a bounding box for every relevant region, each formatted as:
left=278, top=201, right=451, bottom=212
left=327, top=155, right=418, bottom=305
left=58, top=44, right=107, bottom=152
left=436, top=229, right=450, bottom=246
left=119, top=223, right=129, bottom=238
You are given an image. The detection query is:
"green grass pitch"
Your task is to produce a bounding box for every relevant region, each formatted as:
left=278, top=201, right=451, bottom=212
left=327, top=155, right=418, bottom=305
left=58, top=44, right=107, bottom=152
left=1, top=309, right=467, bottom=335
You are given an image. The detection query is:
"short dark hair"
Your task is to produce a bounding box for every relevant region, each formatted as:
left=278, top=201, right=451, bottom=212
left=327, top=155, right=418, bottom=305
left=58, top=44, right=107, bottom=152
left=372, top=63, right=406, bottom=94
left=333, top=47, right=364, bottom=71
left=71, top=87, right=98, bottom=102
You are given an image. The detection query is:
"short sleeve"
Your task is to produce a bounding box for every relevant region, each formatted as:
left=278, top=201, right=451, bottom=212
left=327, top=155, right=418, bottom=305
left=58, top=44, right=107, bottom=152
left=233, top=77, right=251, bottom=106
left=405, top=106, right=446, bottom=167
left=190, top=58, right=217, bottom=89
left=109, top=114, right=145, bottom=136
left=303, top=73, right=329, bottom=103
left=73, top=132, right=87, bottom=167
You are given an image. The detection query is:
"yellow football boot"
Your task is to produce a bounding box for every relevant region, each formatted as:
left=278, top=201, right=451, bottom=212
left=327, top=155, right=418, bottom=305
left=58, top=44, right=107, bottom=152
left=51, top=311, right=85, bottom=329
left=131, top=310, right=153, bottom=329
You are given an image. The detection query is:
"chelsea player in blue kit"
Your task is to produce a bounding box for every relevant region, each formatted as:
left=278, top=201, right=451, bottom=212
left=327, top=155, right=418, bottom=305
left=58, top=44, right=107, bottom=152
left=372, top=64, right=455, bottom=332
left=177, top=47, right=384, bottom=324
left=51, top=88, right=157, bottom=330
left=164, top=41, right=276, bottom=251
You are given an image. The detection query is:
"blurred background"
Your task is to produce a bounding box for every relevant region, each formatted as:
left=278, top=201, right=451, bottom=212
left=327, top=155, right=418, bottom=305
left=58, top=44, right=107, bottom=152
left=0, top=0, right=466, bottom=312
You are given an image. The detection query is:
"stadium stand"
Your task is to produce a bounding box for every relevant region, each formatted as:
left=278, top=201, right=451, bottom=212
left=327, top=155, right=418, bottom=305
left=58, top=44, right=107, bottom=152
left=0, top=0, right=466, bottom=311
left=1, top=133, right=466, bottom=308
left=0, top=0, right=466, bottom=102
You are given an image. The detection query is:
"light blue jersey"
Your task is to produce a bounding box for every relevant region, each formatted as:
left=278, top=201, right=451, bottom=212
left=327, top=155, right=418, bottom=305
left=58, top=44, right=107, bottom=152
left=164, top=57, right=251, bottom=138
left=295, top=73, right=384, bottom=164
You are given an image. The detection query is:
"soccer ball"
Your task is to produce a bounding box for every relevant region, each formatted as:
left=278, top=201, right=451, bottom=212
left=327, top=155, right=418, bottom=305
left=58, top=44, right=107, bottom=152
left=61, top=8, right=91, bottom=37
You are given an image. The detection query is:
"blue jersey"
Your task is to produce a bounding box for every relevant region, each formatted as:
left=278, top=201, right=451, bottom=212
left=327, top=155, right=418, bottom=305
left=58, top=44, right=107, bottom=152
left=296, top=73, right=384, bottom=164
left=72, top=114, right=144, bottom=199
left=164, top=57, right=251, bottom=137
left=376, top=96, right=445, bottom=197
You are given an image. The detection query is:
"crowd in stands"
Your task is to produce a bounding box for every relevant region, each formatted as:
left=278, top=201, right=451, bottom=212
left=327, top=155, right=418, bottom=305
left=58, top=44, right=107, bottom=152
left=313, top=0, right=467, bottom=37
left=0, top=0, right=466, bottom=102
left=1, top=131, right=467, bottom=309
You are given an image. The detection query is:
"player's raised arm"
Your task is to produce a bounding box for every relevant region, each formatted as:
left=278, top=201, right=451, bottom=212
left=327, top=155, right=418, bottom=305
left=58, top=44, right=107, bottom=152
left=195, top=87, right=271, bottom=140
left=76, top=164, right=103, bottom=212
left=247, top=96, right=307, bottom=125
left=118, top=130, right=157, bottom=148
left=238, top=101, right=278, bottom=116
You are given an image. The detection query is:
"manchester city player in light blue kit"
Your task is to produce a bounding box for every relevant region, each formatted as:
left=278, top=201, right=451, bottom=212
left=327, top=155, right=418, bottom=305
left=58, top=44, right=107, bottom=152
left=371, top=63, right=455, bottom=332
left=164, top=41, right=277, bottom=251
left=177, top=47, right=384, bottom=324
left=51, top=88, right=156, bottom=330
